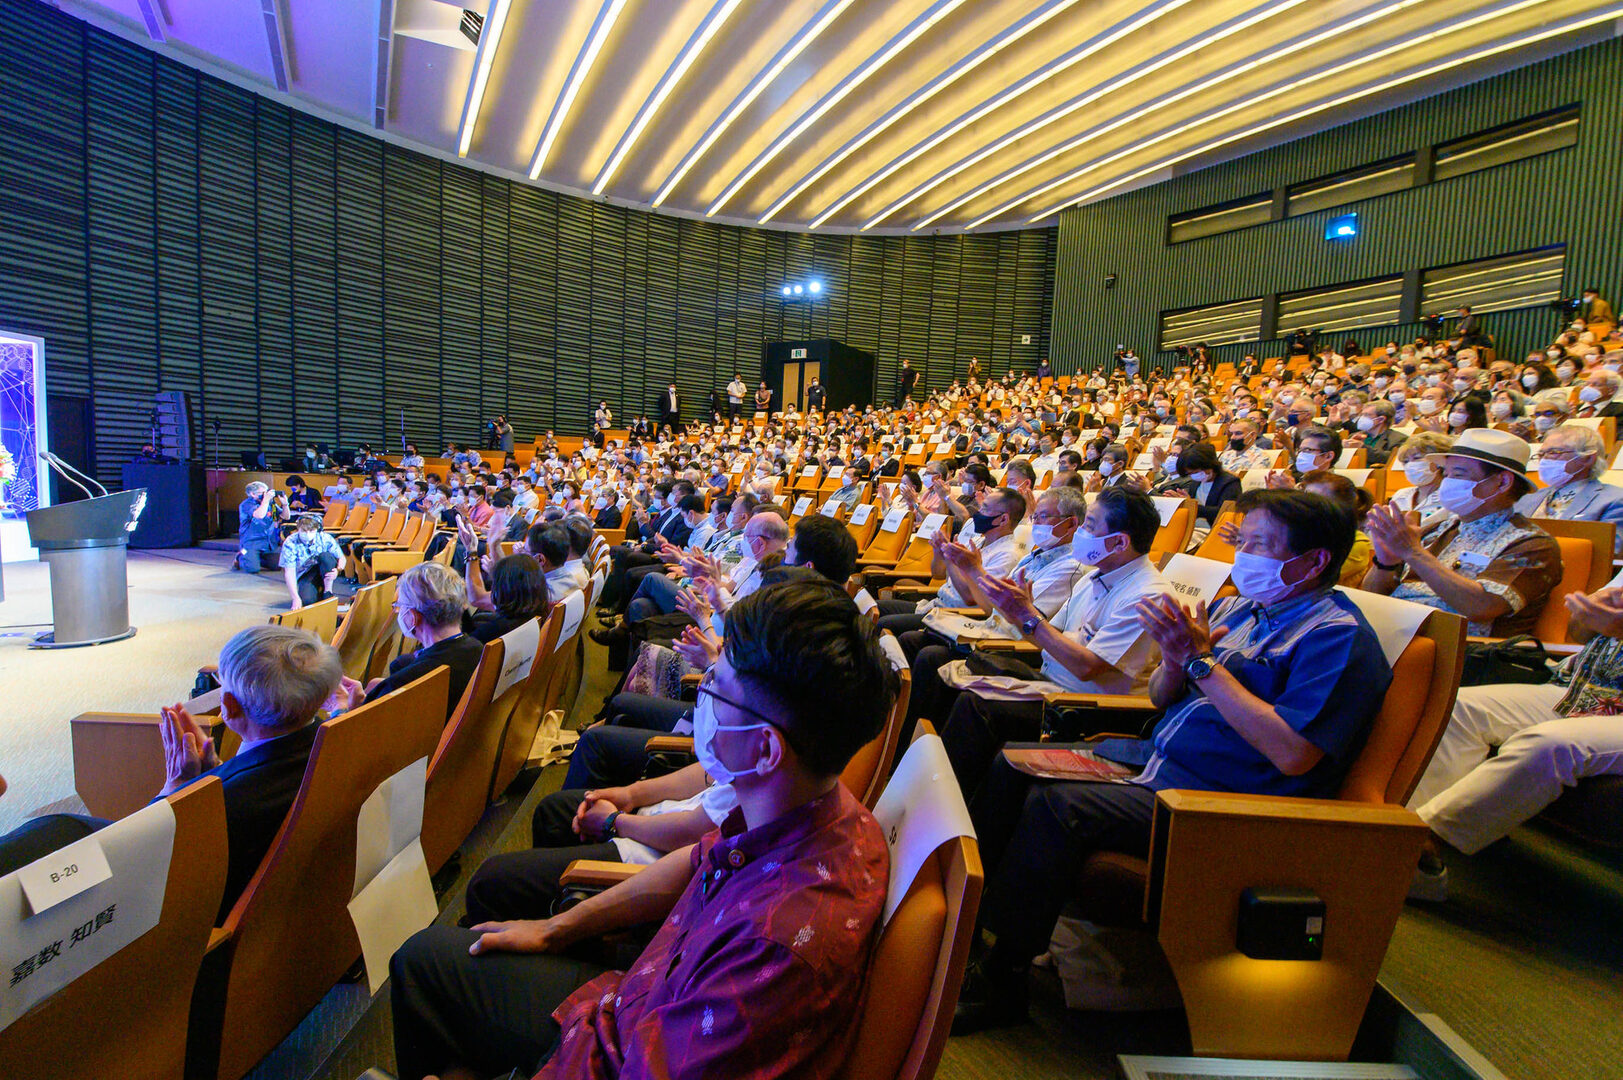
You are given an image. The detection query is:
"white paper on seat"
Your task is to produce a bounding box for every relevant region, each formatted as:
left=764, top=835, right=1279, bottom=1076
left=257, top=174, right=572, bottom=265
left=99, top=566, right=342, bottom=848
left=854, top=588, right=878, bottom=615
left=556, top=590, right=586, bottom=649
left=731, top=461, right=746, bottom=474
left=1149, top=496, right=1183, bottom=526
left=1132, top=452, right=1157, bottom=471
left=871, top=735, right=975, bottom=923
left=921, top=609, right=1019, bottom=644
left=802, top=464, right=818, bottom=477
left=849, top=503, right=874, bottom=526
left=772, top=493, right=789, bottom=506
left=793, top=496, right=812, bottom=515
left=1336, top=448, right=1360, bottom=468
left=1160, top=553, right=1232, bottom=607
left=492, top=618, right=541, bottom=699
left=878, top=632, right=908, bottom=672
left=353, top=755, right=428, bottom=897
left=347, top=838, right=437, bottom=994
left=916, top=512, right=947, bottom=541
left=827, top=465, right=845, bottom=479
left=0, top=799, right=175, bottom=1032
left=820, top=500, right=841, bottom=518
left=1335, top=587, right=1433, bottom=666
left=1336, top=468, right=1372, bottom=486
left=880, top=507, right=908, bottom=532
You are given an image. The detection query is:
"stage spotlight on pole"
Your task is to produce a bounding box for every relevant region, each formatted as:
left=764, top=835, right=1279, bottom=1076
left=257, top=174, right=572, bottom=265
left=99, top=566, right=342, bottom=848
left=808, top=280, right=822, bottom=294
left=793, top=284, right=803, bottom=295
left=781, top=285, right=792, bottom=296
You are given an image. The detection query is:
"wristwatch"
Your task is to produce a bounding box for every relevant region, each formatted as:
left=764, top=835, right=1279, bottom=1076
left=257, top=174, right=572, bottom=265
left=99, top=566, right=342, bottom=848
left=1020, top=613, right=1043, bottom=636
left=1184, top=652, right=1218, bottom=682
left=603, top=810, right=622, bottom=839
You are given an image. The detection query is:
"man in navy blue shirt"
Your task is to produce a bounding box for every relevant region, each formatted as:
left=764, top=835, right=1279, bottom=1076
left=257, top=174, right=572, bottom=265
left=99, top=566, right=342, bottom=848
left=237, top=481, right=288, bottom=572
left=953, top=488, right=1392, bottom=1032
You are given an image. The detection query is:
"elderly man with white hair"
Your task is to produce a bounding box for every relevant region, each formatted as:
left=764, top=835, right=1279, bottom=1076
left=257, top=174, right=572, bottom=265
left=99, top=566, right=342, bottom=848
left=1576, top=366, right=1623, bottom=419
left=1528, top=388, right=1573, bottom=441
left=1516, top=422, right=1623, bottom=554
left=335, top=561, right=483, bottom=721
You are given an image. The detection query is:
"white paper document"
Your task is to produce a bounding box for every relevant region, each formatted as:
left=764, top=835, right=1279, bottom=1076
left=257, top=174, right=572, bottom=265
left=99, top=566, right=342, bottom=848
left=871, top=735, right=975, bottom=922
left=347, top=839, right=437, bottom=994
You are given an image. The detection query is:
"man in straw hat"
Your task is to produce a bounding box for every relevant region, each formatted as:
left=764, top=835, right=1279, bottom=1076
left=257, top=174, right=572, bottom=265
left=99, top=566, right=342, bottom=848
left=1361, top=428, right=1561, bottom=638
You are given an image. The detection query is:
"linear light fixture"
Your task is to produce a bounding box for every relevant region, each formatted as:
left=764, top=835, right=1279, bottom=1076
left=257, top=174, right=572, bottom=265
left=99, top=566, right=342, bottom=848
left=456, top=0, right=513, bottom=157
left=529, top=0, right=629, bottom=179
left=1024, top=3, right=1623, bottom=225
left=835, top=0, right=1194, bottom=232
left=705, top=0, right=971, bottom=218
left=934, top=0, right=1438, bottom=230
left=758, top=0, right=1082, bottom=225
left=592, top=0, right=746, bottom=196
left=652, top=0, right=858, bottom=209
left=863, top=0, right=1307, bottom=232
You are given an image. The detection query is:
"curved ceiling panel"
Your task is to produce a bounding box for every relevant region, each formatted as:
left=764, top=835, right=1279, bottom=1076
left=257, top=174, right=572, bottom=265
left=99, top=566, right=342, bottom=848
left=57, top=0, right=1623, bottom=232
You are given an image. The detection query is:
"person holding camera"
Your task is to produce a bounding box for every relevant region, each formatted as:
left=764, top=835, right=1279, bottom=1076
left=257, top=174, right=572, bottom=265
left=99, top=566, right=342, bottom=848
left=236, top=481, right=289, bottom=573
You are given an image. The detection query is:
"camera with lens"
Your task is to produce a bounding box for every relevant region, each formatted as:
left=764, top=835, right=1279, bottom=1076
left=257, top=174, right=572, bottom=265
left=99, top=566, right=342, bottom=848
left=1549, top=296, right=1581, bottom=314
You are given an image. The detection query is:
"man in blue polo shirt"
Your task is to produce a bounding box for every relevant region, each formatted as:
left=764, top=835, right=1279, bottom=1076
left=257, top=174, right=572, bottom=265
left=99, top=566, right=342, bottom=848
left=952, top=488, right=1392, bottom=1032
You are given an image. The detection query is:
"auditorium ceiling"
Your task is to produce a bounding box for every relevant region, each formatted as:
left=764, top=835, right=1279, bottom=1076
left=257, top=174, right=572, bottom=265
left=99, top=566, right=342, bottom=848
left=56, top=0, right=1623, bottom=232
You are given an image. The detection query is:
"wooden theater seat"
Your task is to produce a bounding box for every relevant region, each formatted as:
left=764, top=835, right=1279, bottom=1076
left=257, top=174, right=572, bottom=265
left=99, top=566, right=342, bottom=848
left=420, top=634, right=509, bottom=874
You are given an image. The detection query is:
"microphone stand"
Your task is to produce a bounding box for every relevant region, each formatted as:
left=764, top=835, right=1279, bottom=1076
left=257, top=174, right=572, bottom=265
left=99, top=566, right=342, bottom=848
left=46, top=451, right=109, bottom=497
left=38, top=452, right=96, bottom=501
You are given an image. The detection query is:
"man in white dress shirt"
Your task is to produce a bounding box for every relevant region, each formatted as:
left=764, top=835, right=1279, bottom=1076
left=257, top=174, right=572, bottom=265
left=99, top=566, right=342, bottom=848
left=875, top=486, right=1027, bottom=639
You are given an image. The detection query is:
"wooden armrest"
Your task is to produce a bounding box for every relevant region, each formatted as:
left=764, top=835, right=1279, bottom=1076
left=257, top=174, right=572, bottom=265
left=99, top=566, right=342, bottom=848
left=934, top=606, right=988, bottom=616
left=886, top=585, right=941, bottom=601
left=1041, top=692, right=1158, bottom=710
left=679, top=673, right=703, bottom=686
left=975, top=639, right=1041, bottom=655
left=559, top=860, right=647, bottom=888
left=185, top=687, right=223, bottom=715
left=1157, top=788, right=1429, bottom=829
left=645, top=735, right=695, bottom=755
left=862, top=568, right=941, bottom=587
left=1466, top=634, right=1581, bottom=656
left=206, top=926, right=233, bottom=954
left=371, top=550, right=428, bottom=574
left=855, top=555, right=902, bottom=569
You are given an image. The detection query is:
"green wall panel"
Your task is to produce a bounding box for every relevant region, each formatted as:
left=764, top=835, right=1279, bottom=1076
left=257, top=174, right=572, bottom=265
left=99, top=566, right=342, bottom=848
left=1053, top=38, right=1623, bottom=374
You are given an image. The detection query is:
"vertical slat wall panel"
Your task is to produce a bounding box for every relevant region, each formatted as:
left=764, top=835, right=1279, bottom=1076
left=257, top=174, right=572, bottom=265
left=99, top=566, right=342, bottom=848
left=290, top=113, right=337, bottom=451
left=0, top=0, right=1055, bottom=483
left=85, top=33, right=158, bottom=471
left=1053, top=38, right=1623, bottom=373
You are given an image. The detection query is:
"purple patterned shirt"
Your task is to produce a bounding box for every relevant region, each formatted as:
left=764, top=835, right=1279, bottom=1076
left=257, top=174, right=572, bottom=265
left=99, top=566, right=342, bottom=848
left=537, top=784, right=889, bottom=1080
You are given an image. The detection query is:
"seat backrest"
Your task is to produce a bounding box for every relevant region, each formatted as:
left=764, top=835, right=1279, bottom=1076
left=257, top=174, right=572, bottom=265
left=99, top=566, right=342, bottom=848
left=846, top=502, right=882, bottom=551
left=360, top=508, right=392, bottom=539
left=1191, top=502, right=1240, bottom=563
left=270, top=595, right=341, bottom=643
left=1531, top=518, right=1614, bottom=644
left=320, top=501, right=346, bottom=529
left=376, top=511, right=408, bottom=544
left=1149, top=497, right=1196, bottom=559
left=331, top=578, right=397, bottom=681
left=862, top=509, right=916, bottom=564
left=840, top=657, right=911, bottom=809
left=0, top=778, right=227, bottom=1080
left=422, top=636, right=508, bottom=874
left=340, top=503, right=370, bottom=532
left=1337, top=610, right=1466, bottom=805
left=197, top=669, right=448, bottom=1080
left=837, top=833, right=981, bottom=1080
left=489, top=605, right=567, bottom=799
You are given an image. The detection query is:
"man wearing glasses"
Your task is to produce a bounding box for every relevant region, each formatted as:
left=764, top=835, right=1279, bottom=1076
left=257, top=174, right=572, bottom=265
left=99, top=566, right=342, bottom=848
left=390, top=579, right=899, bottom=1080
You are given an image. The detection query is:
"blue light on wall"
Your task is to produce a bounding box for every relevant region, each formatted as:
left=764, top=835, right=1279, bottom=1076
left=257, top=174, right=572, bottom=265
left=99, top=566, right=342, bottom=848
left=1325, top=213, right=1359, bottom=240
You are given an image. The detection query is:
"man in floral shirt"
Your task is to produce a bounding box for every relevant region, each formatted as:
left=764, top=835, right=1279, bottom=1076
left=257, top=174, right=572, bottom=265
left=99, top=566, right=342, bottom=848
left=390, top=578, right=897, bottom=1080
left=1407, top=572, right=1623, bottom=898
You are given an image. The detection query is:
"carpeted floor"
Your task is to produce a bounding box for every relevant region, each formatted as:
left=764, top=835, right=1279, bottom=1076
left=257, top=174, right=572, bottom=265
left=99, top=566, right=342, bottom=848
left=4, top=551, right=1619, bottom=1079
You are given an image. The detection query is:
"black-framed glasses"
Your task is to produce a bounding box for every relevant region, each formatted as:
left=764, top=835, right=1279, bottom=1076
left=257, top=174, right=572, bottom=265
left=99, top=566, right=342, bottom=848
left=695, top=670, right=777, bottom=728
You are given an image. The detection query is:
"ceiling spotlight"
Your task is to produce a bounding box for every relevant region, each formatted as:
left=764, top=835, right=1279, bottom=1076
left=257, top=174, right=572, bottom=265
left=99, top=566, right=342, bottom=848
left=793, top=284, right=804, bottom=295
left=808, top=281, right=822, bottom=294
left=782, top=285, right=793, bottom=296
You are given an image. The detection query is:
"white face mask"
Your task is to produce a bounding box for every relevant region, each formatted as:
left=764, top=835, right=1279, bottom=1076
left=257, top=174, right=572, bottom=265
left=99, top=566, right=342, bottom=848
left=1403, top=460, right=1437, bottom=486
left=692, top=692, right=769, bottom=785
left=1579, top=386, right=1604, bottom=403
left=1389, top=391, right=1406, bottom=404
left=1071, top=529, right=1122, bottom=565
left=1537, top=458, right=1578, bottom=488
left=1231, top=550, right=1304, bottom=605
left=1489, top=401, right=1512, bottom=419
left=1558, top=365, right=1577, bottom=379
left=1437, top=475, right=1491, bottom=516
left=1356, top=415, right=1376, bottom=432
left=1295, top=451, right=1324, bottom=473
left=1373, top=377, right=1390, bottom=390
left=1416, top=398, right=1439, bottom=415
left=1523, top=374, right=1540, bottom=388
left=1448, top=412, right=1468, bottom=428
left=1534, top=415, right=1559, bottom=433
left=1190, top=471, right=1214, bottom=484
left=1163, top=453, right=1179, bottom=474
left=1098, top=460, right=1117, bottom=477
left=1029, top=523, right=1058, bottom=549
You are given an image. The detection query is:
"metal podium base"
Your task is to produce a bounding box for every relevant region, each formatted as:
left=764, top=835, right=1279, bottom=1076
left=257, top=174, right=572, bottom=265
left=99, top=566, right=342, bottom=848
left=31, top=625, right=139, bottom=649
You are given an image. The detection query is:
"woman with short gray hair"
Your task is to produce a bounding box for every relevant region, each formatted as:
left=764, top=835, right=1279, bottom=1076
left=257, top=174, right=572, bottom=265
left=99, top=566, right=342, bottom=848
left=338, top=561, right=486, bottom=722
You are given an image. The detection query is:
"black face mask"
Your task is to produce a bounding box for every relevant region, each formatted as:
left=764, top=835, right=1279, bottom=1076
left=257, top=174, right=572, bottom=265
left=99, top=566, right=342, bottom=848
left=1229, top=437, right=1248, bottom=452
left=971, top=511, right=1002, bottom=533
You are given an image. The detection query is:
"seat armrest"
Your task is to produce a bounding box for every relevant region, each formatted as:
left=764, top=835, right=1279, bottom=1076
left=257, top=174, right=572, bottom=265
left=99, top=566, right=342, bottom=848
left=1042, top=692, right=1157, bottom=710
left=855, top=555, right=902, bottom=569
left=645, top=735, right=695, bottom=755
left=371, top=550, right=427, bottom=575
left=885, top=585, right=941, bottom=601
left=1466, top=634, right=1581, bottom=656
left=559, top=860, right=647, bottom=888
left=975, top=639, right=1041, bottom=655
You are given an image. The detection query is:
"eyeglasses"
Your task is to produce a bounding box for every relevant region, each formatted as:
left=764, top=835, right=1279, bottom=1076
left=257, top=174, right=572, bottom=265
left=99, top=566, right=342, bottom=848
left=696, top=670, right=777, bottom=728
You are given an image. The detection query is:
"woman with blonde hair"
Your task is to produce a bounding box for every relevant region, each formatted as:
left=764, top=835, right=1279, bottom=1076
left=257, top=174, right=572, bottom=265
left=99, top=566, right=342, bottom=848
left=1387, top=430, right=1453, bottom=520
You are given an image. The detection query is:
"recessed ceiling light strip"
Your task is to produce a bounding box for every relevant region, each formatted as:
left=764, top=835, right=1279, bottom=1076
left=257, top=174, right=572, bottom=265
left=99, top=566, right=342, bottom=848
left=457, top=0, right=514, bottom=157
left=809, top=0, right=1192, bottom=231
left=529, top=0, right=630, bottom=179
left=592, top=0, right=746, bottom=196
left=652, top=0, right=858, bottom=209
left=1024, top=4, right=1623, bottom=225
left=757, top=0, right=1082, bottom=225
left=864, top=0, right=1310, bottom=231
left=705, top=0, right=972, bottom=217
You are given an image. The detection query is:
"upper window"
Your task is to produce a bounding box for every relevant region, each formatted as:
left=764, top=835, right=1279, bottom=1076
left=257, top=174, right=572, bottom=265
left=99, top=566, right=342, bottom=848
left=1431, top=105, right=1579, bottom=182
left=1421, top=246, right=1566, bottom=316
left=1160, top=297, right=1263, bottom=350
left=1276, top=277, right=1403, bottom=336
left=1167, top=194, right=1272, bottom=245
left=1285, top=156, right=1415, bottom=218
